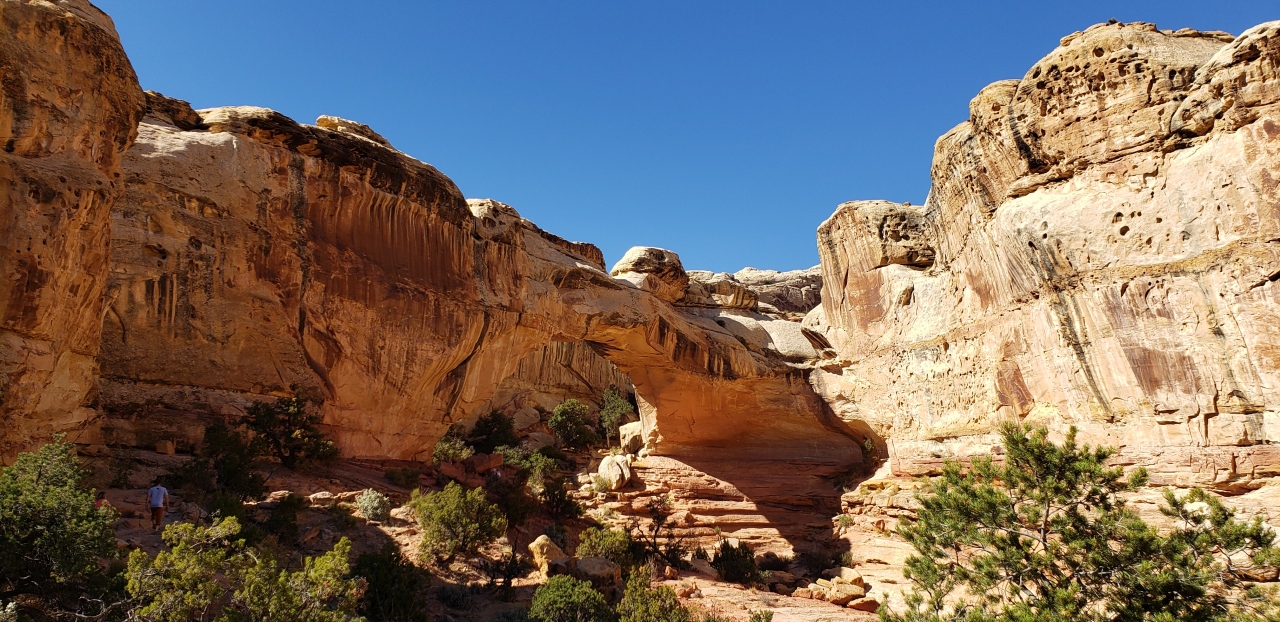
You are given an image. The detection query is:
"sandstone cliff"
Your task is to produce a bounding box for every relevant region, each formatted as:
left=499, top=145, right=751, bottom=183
left=0, top=0, right=145, bottom=460
left=812, top=19, right=1280, bottom=491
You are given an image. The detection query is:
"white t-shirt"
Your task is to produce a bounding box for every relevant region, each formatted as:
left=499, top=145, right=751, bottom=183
left=148, top=485, right=168, bottom=508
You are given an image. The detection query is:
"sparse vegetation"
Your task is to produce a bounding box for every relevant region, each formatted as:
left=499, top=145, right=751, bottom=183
left=549, top=399, right=597, bottom=450
left=711, top=539, right=759, bottom=585
left=408, top=481, right=508, bottom=564
left=756, top=552, right=791, bottom=572
left=497, top=443, right=559, bottom=492
left=630, top=496, right=689, bottom=569
left=884, top=423, right=1280, bottom=622
left=541, top=477, right=582, bottom=519
left=617, top=572, right=691, bottom=622
left=168, top=423, right=266, bottom=518
left=529, top=575, right=613, bottom=622
left=591, top=474, right=612, bottom=494
left=746, top=611, right=774, bottom=622
left=437, top=584, right=471, bottom=609
left=351, top=544, right=429, bottom=622
left=384, top=467, right=421, bottom=488
left=356, top=488, right=391, bottom=522
left=246, top=396, right=339, bottom=469
left=263, top=493, right=308, bottom=544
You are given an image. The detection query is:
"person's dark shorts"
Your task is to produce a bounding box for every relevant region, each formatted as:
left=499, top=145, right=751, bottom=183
left=150, top=506, right=164, bottom=523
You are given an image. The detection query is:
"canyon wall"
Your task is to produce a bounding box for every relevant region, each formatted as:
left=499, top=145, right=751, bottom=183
left=0, top=0, right=145, bottom=460
left=86, top=100, right=860, bottom=463
left=811, top=19, right=1280, bottom=488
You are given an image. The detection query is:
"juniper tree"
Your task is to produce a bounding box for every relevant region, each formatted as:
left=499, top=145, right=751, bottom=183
left=883, top=423, right=1280, bottom=622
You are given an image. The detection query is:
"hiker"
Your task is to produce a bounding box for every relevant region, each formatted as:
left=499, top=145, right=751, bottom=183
left=147, top=479, right=169, bottom=531
left=95, top=491, right=112, bottom=510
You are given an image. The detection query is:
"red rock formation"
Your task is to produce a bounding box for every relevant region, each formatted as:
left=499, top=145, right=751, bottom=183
left=0, top=0, right=145, bottom=460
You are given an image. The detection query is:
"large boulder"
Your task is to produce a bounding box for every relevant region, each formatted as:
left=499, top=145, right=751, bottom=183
left=529, top=535, right=569, bottom=576
left=610, top=246, right=689, bottom=303
left=597, top=454, right=632, bottom=491
left=618, top=421, right=645, bottom=454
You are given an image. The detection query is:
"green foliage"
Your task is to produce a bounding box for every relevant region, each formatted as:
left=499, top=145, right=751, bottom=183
left=169, top=423, right=266, bottom=517
left=355, top=488, right=391, bottom=522
left=497, top=444, right=559, bottom=492
left=125, top=517, right=364, bottom=622
left=578, top=527, right=639, bottom=569
left=408, top=481, right=508, bottom=563
left=549, top=399, right=598, bottom=451
left=756, top=552, right=791, bottom=572
left=351, top=544, right=429, bottom=622
left=0, top=602, right=15, bottom=622
left=487, top=471, right=539, bottom=527
left=431, top=425, right=474, bottom=464
left=599, top=387, right=634, bottom=447
left=884, top=423, right=1280, bottom=622
left=617, top=572, right=691, bottom=622
left=541, top=477, right=582, bottom=519
left=591, top=474, right=612, bottom=494
left=711, top=540, right=758, bottom=585
left=544, top=523, right=569, bottom=550
left=497, top=608, right=532, bottom=622
left=0, top=436, right=119, bottom=616
left=384, top=467, right=421, bottom=488
left=746, top=612, right=774, bottom=622
left=437, top=585, right=471, bottom=609
left=245, top=397, right=338, bottom=469
left=631, top=497, right=689, bottom=570
left=263, top=493, right=307, bottom=544
left=529, top=575, right=613, bottom=622
left=470, top=411, right=520, bottom=454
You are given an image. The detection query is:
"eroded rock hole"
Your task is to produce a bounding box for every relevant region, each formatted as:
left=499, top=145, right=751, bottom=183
left=1119, top=226, right=1130, bottom=236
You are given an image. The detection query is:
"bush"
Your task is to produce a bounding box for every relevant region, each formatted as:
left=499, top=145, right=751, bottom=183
left=631, top=496, right=688, bottom=570
left=169, top=423, right=266, bottom=514
left=544, top=523, right=569, bottom=550
left=356, top=488, right=391, bottom=522
left=0, top=437, right=119, bottom=617
left=487, top=471, right=538, bottom=527
left=470, top=411, right=520, bottom=454
left=497, top=444, right=558, bottom=492
left=497, top=608, right=532, bottom=622
left=599, top=386, right=634, bottom=447
left=384, top=467, right=421, bottom=488
left=711, top=540, right=758, bottom=585
left=431, top=425, right=474, bottom=464
left=886, top=423, right=1280, bottom=622
left=540, top=477, right=581, bottom=520
left=246, top=396, right=339, bottom=469
left=529, top=575, right=613, bottom=622
left=408, top=481, right=508, bottom=563
left=126, top=517, right=365, bottom=621
left=746, top=612, right=773, bottom=622
left=437, top=584, right=471, bottom=609
left=617, top=572, right=691, bottom=622
left=264, top=493, right=307, bottom=544
left=578, top=527, right=638, bottom=569
left=549, top=399, right=597, bottom=450
left=352, top=544, right=428, bottom=622
left=756, top=552, right=791, bottom=572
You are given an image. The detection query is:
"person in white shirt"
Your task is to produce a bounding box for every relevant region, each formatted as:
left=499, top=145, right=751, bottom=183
left=147, top=480, right=169, bottom=531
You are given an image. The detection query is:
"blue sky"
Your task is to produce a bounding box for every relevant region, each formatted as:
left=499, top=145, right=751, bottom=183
left=95, top=1, right=1275, bottom=273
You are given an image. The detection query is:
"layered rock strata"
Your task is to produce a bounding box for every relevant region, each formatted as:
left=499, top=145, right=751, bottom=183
left=91, top=99, right=862, bottom=463
left=0, top=0, right=145, bottom=459
left=811, top=20, right=1280, bottom=489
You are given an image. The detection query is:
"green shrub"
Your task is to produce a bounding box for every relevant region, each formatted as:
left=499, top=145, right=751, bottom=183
left=544, top=523, right=569, bottom=550
left=0, top=436, right=119, bottom=617
left=497, top=444, right=558, bottom=492
left=0, top=602, right=15, bottom=622
left=470, top=411, right=520, bottom=454
left=886, top=423, right=1280, bottom=622
left=351, top=544, right=429, bottom=622
left=356, top=488, right=391, bottom=522
left=126, top=517, right=364, bottom=622
left=264, top=493, right=307, bottom=544
left=169, top=423, right=266, bottom=513
left=437, top=584, right=471, bottom=609
left=246, top=396, right=339, bottom=469
left=540, top=477, right=581, bottom=519
left=617, top=572, right=691, bottom=622
left=746, top=612, right=774, bottom=622
left=487, top=471, right=539, bottom=527
left=549, top=399, right=598, bottom=450
left=384, top=467, right=422, bottom=488
left=577, top=527, right=638, bottom=569
left=497, top=607, right=532, bottom=622
left=631, top=496, right=689, bottom=570
left=431, top=425, right=474, bottom=464
left=756, top=552, right=791, bottom=572
left=408, top=481, right=507, bottom=563
left=711, top=540, right=758, bottom=585
left=599, top=386, right=634, bottom=447
left=529, top=575, right=612, bottom=622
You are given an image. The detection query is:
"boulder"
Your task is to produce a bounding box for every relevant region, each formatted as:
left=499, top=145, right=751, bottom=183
left=849, top=596, right=881, bottom=612
left=826, top=582, right=866, bottom=606
left=821, top=566, right=865, bottom=588
left=528, top=535, right=567, bottom=575
left=512, top=406, right=541, bottom=431
left=155, top=440, right=175, bottom=456
left=597, top=454, right=632, bottom=491
left=610, top=247, right=689, bottom=303
left=524, top=432, right=558, bottom=451
left=680, top=271, right=757, bottom=309
left=575, top=555, right=622, bottom=588
left=619, top=421, right=645, bottom=454
left=689, top=559, right=718, bottom=578
left=464, top=452, right=503, bottom=473
left=308, top=492, right=337, bottom=507
left=792, top=588, right=813, bottom=599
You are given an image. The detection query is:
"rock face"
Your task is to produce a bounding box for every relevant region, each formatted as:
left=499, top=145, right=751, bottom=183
left=0, top=0, right=145, bottom=459
left=88, top=100, right=861, bottom=462
left=683, top=267, right=824, bottom=320
left=811, top=20, right=1280, bottom=490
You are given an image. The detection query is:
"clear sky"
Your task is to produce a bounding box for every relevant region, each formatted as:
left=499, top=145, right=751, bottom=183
left=94, top=1, right=1275, bottom=273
